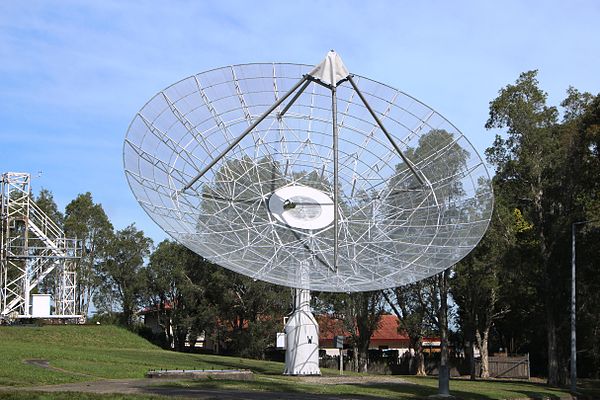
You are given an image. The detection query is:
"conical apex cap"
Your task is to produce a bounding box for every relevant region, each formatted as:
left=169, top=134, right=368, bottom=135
left=309, top=50, right=349, bottom=87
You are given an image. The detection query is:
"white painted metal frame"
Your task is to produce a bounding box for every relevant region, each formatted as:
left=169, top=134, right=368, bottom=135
left=0, top=172, right=82, bottom=322
left=123, top=53, right=493, bottom=292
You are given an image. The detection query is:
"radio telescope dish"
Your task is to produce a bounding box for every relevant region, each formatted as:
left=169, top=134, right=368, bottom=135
left=123, top=51, right=493, bottom=292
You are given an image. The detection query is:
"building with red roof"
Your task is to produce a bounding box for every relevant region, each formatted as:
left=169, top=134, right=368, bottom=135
left=318, top=314, right=440, bottom=357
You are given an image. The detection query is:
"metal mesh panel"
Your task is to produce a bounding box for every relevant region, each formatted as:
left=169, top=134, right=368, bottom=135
left=123, top=62, right=493, bottom=292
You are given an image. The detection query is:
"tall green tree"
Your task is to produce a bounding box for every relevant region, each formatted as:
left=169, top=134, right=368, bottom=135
left=315, top=291, right=384, bottom=372
left=204, top=267, right=289, bottom=358
left=33, top=189, right=65, bottom=303
left=97, top=224, right=152, bottom=328
left=420, top=271, right=453, bottom=386
left=64, top=192, right=113, bottom=316
left=561, top=91, right=600, bottom=377
left=146, top=240, right=216, bottom=350
left=383, top=282, right=433, bottom=376
left=35, top=188, right=64, bottom=227
left=485, top=70, right=572, bottom=385
left=451, top=195, right=513, bottom=379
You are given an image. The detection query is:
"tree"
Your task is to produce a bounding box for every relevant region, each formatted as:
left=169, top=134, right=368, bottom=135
left=420, top=271, right=452, bottom=388
left=146, top=240, right=216, bottom=350
left=64, top=192, right=113, bottom=316
left=315, top=291, right=384, bottom=372
left=383, top=282, right=433, bottom=375
left=35, top=188, right=64, bottom=227
left=485, top=70, right=572, bottom=385
left=561, top=92, right=600, bottom=378
left=32, top=189, right=65, bottom=305
left=204, top=266, right=289, bottom=359
left=97, top=224, right=152, bottom=328
left=451, top=195, right=513, bottom=378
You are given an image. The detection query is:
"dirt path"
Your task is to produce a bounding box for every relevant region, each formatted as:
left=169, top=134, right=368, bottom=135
left=4, top=378, right=391, bottom=400
left=10, top=358, right=403, bottom=399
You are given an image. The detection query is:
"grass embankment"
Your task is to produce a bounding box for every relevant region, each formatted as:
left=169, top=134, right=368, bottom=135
left=0, top=325, right=596, bottom=399
left=0, top=324, right=283, bottom=386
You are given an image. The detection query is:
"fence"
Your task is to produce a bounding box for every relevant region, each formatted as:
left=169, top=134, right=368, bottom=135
left=475, top=354, right=530, bottom=379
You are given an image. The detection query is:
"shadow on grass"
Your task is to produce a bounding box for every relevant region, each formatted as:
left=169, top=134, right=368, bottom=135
left=577, top=379, right=600, bottom=400
left=346, top=381, right=493, bottom=400
left=145, top=378, right=394, bottom=399
left=153, top=374, right=581, bottom=400
left=511, top=390, right=571, bottom=400
left=0, top=391, right=168, bottom=400
left=332, top=377, right=573, bottom=400
left=153, top=377, right=530, bottom=399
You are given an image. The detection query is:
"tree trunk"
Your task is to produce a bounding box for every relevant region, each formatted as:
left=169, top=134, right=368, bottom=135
left=534, top=184, right=560, bottom=387
left=465, top=340, right=476, bottom=380
left=175, top=327, right=187, bottom=352
left=415, top=337, right=426, bottom=376
left=352, top=345, right=359, bottom=372
left=546, top=310, right=559, bottom=386
left=358, top=343, right=369, bottom=373
left=476, top=328, right=490, bottom=378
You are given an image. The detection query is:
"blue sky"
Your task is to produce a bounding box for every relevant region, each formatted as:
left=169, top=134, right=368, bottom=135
left=1, top=0, right=599, bottom=243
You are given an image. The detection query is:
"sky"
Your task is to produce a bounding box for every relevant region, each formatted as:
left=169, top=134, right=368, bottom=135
left=1, top=0, right=599, bottom=244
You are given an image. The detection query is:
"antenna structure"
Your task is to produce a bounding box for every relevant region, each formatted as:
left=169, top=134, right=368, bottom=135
left=123, top=51, right=493, bottom=292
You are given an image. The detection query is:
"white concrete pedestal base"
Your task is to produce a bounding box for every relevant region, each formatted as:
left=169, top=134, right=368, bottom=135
left=283, top=289, right=321, bottom=375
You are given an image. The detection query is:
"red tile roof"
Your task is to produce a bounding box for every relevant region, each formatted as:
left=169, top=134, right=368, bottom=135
left=318, top=314, right=440, bottom=348
left=318, top=314, right=410, bottom=341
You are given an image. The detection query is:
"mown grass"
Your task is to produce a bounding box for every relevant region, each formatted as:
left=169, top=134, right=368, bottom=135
left=161, top=375, right=574, bottom=400
left=0, top=325, right=597, bottom=399
left=0, top=324, right=288, bottom=386
left=0, top=393, right=169, bottom=400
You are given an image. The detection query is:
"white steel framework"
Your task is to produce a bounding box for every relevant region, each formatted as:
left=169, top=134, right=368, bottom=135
left=123, top=51, right=493, bottom=292
left=0, top=172, right=82, bottom=322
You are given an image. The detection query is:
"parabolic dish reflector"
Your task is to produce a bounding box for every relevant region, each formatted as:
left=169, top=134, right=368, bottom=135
left=123, top=51, right=493, bottom=292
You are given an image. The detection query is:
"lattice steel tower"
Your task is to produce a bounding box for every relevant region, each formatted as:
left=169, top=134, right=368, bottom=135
left=1, top=172, right=82, bottom=323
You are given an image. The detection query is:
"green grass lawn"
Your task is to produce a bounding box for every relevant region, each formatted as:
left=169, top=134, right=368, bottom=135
left=160, top=375, right=575, bottom=400
left=0, top=324, right=597, bottom=399
left=0, top=393, right=170, bottom=400
left=0, top=324, right=290, bottom=386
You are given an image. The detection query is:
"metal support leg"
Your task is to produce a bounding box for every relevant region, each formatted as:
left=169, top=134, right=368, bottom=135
left=332, top=85, right=339, bottom=271
left=180, top=75, right=310, bottom=193
left=347, top=75, right=424, bottom=186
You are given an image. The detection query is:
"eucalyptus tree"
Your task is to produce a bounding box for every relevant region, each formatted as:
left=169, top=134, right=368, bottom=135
left=64, top=192, right=114, bottom=316
left=206, top=266, right=290, bottom=358
left=561, top=91, right=600, bottom=378
left=35, top=189, right=64, bottom=226
left=146, top=240, right=217, bottom=350
left=383, top=282, right=433, bottom=375
left=97, top=224, right=152, bottom=328
left=485, top=70, right=579, bottom=385
left=315, top=291, right=384, bottom=372
left=33, top=189, right=65, bottom=302
left=385, top=128, right=470, bottom=381
left=451, top=195, right=513, bottom=379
